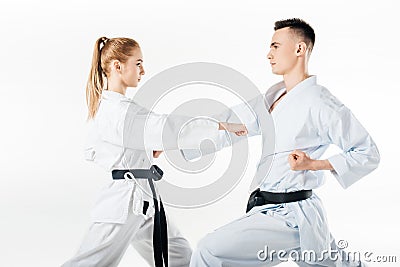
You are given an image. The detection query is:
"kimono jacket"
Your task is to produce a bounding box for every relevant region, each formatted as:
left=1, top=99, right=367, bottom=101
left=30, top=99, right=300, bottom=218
left=203, top=75, right=380, bottom=260
left=85, top=90, right=219, bottom=223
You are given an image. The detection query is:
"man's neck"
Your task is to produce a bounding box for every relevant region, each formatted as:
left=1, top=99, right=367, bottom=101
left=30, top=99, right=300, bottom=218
left=282, top=61, right=309, bottom=92
left=283, top=71, right=310, bottom=92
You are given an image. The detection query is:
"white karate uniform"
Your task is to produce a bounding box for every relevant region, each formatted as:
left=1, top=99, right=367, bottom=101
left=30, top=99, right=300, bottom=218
left=189, top=76, right=380, bottom=266
left=62, top=90, right=219, bottom=267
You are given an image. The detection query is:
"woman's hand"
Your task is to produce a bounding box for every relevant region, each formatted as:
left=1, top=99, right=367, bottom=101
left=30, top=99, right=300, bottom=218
left=218, top=122, right=248, bottom=136
left=153, top=151, right=163, bottom=158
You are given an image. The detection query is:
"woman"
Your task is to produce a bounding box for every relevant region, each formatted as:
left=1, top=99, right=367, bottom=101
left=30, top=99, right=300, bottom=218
left=62, top=37, right=246, bottom=267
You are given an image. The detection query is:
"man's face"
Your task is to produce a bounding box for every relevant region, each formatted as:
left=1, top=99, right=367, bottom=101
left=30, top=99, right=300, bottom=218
left=267, top=27, right=299, bottom=75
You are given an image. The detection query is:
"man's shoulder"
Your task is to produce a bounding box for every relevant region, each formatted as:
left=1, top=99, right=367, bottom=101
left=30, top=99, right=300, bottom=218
left=303, top=84, right=346, bottom=116
left=297, top=83, right=324, bottom=103
left=318, top=86, right=344, bottom=110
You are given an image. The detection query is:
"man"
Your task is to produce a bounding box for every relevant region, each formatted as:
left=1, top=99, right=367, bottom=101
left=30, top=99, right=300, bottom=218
left=189, top=18, right=380, bottom=266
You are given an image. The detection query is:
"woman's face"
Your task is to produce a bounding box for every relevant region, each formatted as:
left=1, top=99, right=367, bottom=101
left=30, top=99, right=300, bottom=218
left=120, top=47, right=145, bottom=88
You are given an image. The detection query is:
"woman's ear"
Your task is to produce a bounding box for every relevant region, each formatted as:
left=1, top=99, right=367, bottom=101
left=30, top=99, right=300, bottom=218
left=111, top=60, right=122, bottom=72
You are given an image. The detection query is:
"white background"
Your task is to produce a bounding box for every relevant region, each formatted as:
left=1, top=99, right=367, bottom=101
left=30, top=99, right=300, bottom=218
left=0, top=0, right=399, bottom=266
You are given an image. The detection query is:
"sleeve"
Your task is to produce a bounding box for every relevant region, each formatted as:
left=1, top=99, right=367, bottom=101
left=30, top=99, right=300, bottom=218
left=180, top=95, right=263, bottom=161
left=83, top=120, right=97, bottom=161
left=105, top=102, right=220, bottom=151
left=215, top=95, right=262, bottom=136
left=318, top=93, right=380, bottom=189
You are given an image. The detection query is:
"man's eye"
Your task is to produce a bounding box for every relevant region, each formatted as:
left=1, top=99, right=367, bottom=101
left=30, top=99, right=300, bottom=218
left=136, top=63, right=141, bottom=67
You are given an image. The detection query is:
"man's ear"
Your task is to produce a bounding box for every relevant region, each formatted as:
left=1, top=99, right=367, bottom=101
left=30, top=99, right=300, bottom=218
left=296, top=42, right=307, bottom=56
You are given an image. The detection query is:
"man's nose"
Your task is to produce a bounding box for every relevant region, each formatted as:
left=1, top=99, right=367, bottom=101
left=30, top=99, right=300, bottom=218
left=267, top=50, right=273, bottom=60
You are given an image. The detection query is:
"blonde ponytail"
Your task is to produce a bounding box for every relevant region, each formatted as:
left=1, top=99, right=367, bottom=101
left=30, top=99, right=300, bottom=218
left=86, top=37, right=108, bottom=119
left=85, top=37, right=140, bottom=119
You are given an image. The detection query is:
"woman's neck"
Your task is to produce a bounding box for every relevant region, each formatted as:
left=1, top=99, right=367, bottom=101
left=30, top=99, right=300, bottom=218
left=107, top=78, right=127, bottom=95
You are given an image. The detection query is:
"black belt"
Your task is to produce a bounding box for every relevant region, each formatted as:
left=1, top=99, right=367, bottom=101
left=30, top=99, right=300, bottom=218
left=246, top=188, right=312, bottom=212
left=112, top=165, right=168, bottom=267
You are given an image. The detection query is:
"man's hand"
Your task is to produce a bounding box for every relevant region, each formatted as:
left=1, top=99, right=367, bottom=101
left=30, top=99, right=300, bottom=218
left=153, top=151, right=163, bottom=158
left=219, top=122, right=248, bottom=136
left=288, top=150, right=333, bottom=171
left=288, top=150, right=313, bottom=171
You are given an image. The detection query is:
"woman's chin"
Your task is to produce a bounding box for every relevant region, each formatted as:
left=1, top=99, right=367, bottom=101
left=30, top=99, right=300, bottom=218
left=129, top=82, right=138, bottom=88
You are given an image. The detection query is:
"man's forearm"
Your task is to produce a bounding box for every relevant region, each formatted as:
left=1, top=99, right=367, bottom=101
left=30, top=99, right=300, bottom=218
left=310, top=159, right=334, bottom=171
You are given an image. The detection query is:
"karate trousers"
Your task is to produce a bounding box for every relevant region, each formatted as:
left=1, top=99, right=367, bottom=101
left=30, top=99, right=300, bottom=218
left=62, top=208, right=192, bottom=267
left=190, top=211, right=363, bottom=267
